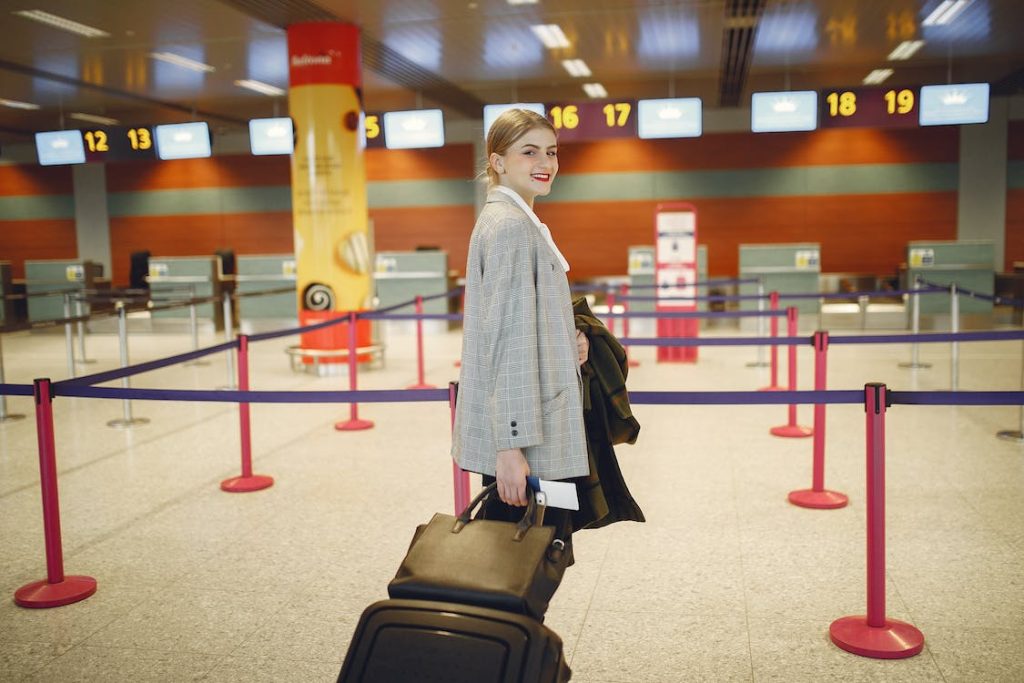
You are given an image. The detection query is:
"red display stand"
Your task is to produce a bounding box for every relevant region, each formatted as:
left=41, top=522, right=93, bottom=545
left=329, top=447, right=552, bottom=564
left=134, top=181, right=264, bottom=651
left=654, top=202, right=699, bottom=363
left=299, top=310, right=372, bottom=365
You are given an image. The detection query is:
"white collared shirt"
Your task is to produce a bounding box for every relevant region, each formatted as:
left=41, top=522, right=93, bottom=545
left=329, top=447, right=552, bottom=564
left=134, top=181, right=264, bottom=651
left=493, top=185, right=570, bottom=272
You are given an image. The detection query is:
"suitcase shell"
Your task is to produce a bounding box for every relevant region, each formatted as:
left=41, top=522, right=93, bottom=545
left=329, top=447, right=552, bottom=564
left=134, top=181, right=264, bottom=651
left=338, top=599, right=571, bottom=683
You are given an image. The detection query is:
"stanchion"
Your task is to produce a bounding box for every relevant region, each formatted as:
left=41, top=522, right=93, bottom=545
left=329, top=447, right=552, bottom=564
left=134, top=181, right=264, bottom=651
left=14, top=378, right=97, bottom=608
left=746, top=279, right=769, bottom=368
left=996, top=340, right=1024, bottom=443
left=789, top=331, right=848, bottom=508
left=185, top=286, right=209, bottom=367
left=106, top=301, right=149, bottom=428
left=336, top=311, right=374, bottom=431
left=73, top=296, right=95, bottom=365
left=950, top=282, right=960, bottom=391
left=770, top=307, right=812, bottom=438
left=454, top=289, right=465, bottom=369
left=221, top=335, right=274, bottom=493
left=830, top=383, right=924, bottom=659
left=449, top=381, right=471, bottom=514
left=621, top=284, right=639, bottom=367
left=407, top=296, right=436, bottom=390
left=758, top=291, right=783, bottom=390
left=0, top=334, right=26, bottom=422
left=220, top=291, right=236, bottom=389
left=899, top=276, right=931, bottom=369
left=62, top=293, right=76, bottom=379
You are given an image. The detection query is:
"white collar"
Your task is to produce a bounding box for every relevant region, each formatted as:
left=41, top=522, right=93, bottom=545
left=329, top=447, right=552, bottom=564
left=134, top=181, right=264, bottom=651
left=492, top=186, right=570, bottom=272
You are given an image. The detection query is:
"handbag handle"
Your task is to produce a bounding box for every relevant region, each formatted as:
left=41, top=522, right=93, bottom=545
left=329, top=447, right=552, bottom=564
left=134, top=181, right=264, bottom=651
left=453, top=482, right=537, bottom=541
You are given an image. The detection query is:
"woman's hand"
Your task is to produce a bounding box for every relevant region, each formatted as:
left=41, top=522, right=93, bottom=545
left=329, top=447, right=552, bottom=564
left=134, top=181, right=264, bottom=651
left=576, top=329, right=589, bottom=366
left=496, top=448, right=531, bottom=506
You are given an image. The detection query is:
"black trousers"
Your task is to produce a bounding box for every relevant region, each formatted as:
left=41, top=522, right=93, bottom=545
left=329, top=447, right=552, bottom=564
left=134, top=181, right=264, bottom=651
left=479, top=475, right=576, bottom=566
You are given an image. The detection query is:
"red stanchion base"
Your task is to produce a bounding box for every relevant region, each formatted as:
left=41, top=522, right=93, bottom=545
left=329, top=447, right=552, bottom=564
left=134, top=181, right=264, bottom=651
left=770, top=424, right=813, bottom=438
left=758, top=385, right=785, bottom=391
left=628, top=359, right=640, bottom=367
left=220, top=475, right=274, bottom=493
left=336, top=419, right=374, bottom=431
left=15, top=576, right=97, bottom=608
left=829, top=616, right=924, bottom=659
left=406, top=383, right=437, bottom=390
left=454, top=360, right=461, bottom=368
left=788, top=489, right=849, bottom=509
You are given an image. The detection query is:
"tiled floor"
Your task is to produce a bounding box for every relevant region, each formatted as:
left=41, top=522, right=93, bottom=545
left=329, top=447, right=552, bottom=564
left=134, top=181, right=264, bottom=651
left=1, top=319, right=1022, bottom=682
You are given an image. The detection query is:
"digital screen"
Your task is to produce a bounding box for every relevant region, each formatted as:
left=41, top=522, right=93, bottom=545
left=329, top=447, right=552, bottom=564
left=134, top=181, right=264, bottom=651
left=546, top=101, right=635, bottom=142
left=820, top=87, right=918, bottom=129
left=383, top=109, right=445, bottom=149
left=483, top=103, right=545, bottom=139
left=82, top=126, right=157, bottom=161
left=248, top=117, right=294, bottom=155
left=154, top=122, right=212, bottom=160
left=919, top=83, right=989, bottom=126
left=35, top=130, right=86, bottom=166
left=751, top=90, right=818, bottom=133
left=637, top=98, right=702, bottom=139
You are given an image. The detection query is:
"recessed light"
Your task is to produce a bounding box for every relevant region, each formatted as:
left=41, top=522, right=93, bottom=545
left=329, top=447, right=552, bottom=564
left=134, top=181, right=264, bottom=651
left=13, top=10, right=109, bottom=38
left=583, top=83, right=608, bottom=98
left=863, top=68, right=894, bottom=85
left=561, top=59, right=592, bottom=77
left=235, top=79, right=285, bottom=96
left=150, top=52, right=215, bottom=73
left=888, top=40, right=925, bottom=61
left=0, top=97, right=41, bottom=110
left=530, top=24, right=570, bottom=49
left=507, top=0, right=539, bottom=5
left=69, top=112, right=119, bottom=125
left=922, top=0, right=971, bottom=27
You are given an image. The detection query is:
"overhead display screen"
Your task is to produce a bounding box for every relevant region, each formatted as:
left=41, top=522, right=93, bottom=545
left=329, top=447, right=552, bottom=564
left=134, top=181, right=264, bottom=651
left=79, top=126, right=157, bottom=161
left=751, top=91, right=818, bottom=132
left=154, top=122, right=212, bottom=160
left=249, top=117, right=294, bottom=155
left=383, top=109, right=445, bottom=149
left=637, top=98, right=703, bottom=139
left=919, top=83, right=990, bottom=126
left=35, top=130, right=86, bottom=166
left=819, top=87, right=919, bottom=129
left=544, top=101, right=635, bottom=142
left=483, top=103, right=545, bottom=139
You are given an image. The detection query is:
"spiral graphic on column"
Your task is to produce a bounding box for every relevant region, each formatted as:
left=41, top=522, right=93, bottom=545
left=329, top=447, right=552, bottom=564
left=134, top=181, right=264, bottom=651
left=303, top=283, right=335, bottom=311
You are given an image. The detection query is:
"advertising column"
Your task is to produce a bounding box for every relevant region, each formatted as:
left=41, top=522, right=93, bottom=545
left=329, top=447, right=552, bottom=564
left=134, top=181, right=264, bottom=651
left=654, top=203, right=699, bottom=362
left=287, top=22, right=371, bottom=361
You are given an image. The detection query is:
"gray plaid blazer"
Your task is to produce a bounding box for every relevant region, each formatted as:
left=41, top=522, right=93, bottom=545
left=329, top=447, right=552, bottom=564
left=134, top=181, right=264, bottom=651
left=452, top=190, right=589, bottom=480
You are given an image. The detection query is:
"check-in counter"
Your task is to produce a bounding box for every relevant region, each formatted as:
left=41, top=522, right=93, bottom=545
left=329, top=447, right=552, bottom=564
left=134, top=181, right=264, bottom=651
left=236, top=255, right=298, bottom=323
left=146, top=256, right=223, bottom=328
left=374, top=251, right=449, bottom=315
left=627, top=246, right=655, bottom=314
left=906, top=241, right=994, bottom=322
left=0, top=261, right=14, bottom=327
left=24, top=259, right=104, bottom=322
left=738, top=243, right=821, bottom=330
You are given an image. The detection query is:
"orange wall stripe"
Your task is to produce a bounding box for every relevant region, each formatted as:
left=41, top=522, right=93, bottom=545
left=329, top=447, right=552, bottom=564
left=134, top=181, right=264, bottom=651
left=0, top=165, right=73, bottom=197
left=0, top=219, right=77, bottom=279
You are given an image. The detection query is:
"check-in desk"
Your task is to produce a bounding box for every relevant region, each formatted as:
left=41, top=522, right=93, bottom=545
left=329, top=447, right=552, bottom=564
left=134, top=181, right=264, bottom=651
left=627, top=246, right=655, bottom=314
left=236, top=255, right=297, bottom=329
left=906, top=240, right=994, bottom=327
left=374, top=250, right=449, bottom=317
left=146, top=256, right=223, bottom=329
left=24, top=259, right=104, bottom=322
left=0, top=261, right=15, bottom=327
left=738, top=243, right=820, bottom=331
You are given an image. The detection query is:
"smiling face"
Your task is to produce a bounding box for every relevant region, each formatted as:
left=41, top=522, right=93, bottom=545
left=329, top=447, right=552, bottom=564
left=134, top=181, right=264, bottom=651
left=490, top=126, right=559, bottom=207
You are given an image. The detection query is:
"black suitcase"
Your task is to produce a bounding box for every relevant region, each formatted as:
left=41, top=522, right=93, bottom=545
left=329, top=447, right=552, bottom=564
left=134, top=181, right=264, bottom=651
left=338, top=599, right=571, bottom=683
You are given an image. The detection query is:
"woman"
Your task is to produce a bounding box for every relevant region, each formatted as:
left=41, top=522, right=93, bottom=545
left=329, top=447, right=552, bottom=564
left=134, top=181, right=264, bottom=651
left=452, top=108, right=590, bottom=510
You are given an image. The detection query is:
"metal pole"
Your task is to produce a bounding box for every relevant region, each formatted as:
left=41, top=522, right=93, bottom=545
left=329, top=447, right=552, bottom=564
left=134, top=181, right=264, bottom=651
left=0, top=333, right=26, bottom=422
left=221, top=291, right=236, bottom=389
left=74, top=295, right=94, bottom=364
left=62, top=294, right=76, bottom=379
left=996, top=340, right=1024, bottom=442
left=950, top=282, right=959, bottom=391
left=185, top=286, right=208, bottom=367
left=899, top=275, right=931, bottom=369
left=107, top=302, right=149, bottom=428
left=746, top=280, right=768, bottom=367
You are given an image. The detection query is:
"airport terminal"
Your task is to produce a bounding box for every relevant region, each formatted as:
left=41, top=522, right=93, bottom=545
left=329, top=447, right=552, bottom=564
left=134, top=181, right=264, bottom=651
left=1, top=0, right=1023, bottom=680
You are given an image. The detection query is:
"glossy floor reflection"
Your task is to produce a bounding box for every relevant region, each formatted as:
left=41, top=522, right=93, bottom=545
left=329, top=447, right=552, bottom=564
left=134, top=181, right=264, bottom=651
left=0, top=323, right=1022, bottom=682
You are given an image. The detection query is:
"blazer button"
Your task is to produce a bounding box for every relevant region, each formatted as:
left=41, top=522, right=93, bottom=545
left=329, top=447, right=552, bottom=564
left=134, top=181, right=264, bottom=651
left=510, top=420, right=517, bottom=427
left=511, top=430, right=518, bottom=436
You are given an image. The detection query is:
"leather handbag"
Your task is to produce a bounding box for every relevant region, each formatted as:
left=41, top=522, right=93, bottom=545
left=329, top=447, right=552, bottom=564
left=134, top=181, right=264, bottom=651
left=388, top=483, right=568, bottom=620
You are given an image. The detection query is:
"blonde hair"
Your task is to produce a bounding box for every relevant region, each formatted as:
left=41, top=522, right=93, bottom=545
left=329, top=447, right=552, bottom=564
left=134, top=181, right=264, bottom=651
left=483, top=108, right=557, bottom=188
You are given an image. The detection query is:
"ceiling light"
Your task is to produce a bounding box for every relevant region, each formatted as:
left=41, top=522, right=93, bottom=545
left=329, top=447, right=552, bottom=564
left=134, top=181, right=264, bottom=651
left=561, top=59, right=591, bottom=77
left=507, top=0, right=539, bottom=4
left=530, top=24, right=570, bottom=49
left=235, top=79, right=285, bottom=96
left=922, top=0, right=971, bottom=27
left=69, top=112, right=119, bottom=125
left=13, top=10, right=109, bottom=38
left=863, top=68, right=894, bottom=85
left=0, top=97, right=41, bottom=110
left=887, top=40, right=925, bottom=60
left=150, top=52, right=215, bottom=73
left=583, top=83, right=608, bottom=98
